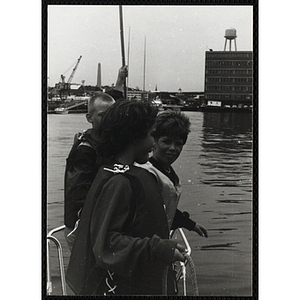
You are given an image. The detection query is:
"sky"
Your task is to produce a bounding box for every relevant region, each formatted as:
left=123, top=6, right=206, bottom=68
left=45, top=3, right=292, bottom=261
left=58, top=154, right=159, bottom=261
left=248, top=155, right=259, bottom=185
left=48, top=5, right=253, bottom=92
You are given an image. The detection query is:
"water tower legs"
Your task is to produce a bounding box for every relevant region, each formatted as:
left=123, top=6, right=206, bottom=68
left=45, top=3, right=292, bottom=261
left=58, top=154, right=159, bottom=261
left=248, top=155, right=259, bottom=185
left=224, top=38, right=237, bottom=51
left=224, top=39, right=227, bottom=51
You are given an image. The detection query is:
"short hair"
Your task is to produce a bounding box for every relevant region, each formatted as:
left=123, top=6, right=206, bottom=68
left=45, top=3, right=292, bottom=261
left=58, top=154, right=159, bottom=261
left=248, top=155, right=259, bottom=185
left=88, top=92, right=115, bottom=115
left=151, top=110, right=191, bottom=145
left=95, top=100, right=158, bottom=158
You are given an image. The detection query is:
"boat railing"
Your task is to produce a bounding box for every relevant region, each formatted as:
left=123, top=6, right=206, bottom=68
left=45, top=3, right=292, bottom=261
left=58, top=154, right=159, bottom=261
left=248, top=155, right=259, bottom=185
left=170, top=228, right=196, bottom=296
left=46, top=225, right=67, bottom=295
left=46, top=226, right=196, bottom=296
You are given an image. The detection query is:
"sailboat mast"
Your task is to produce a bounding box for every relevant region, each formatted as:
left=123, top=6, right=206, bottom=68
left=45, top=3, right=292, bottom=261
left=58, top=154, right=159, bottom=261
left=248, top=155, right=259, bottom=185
left=127, top=26, right=130, bottom=69
left=118, top=5, right=127, bottom=99
left=143, top=36, right=146, bottom=92
left=127, top=26, right=130, bottom=94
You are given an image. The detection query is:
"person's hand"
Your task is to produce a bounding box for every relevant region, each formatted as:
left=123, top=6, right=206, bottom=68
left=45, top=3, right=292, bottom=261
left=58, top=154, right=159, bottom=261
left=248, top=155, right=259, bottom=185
left=115, top=66, right=128, bottom=91
left=172, top=243, right=186, bottom=262
left=193, top=223, right=208, bottom=238
left=118, top=66, right=128, bottom=80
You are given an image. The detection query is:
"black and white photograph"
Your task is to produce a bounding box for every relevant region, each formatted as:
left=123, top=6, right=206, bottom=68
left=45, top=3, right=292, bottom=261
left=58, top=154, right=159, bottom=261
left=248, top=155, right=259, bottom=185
left=6, top=1, right=300, bottom=299
left=44, top=2, right=257, bottom=297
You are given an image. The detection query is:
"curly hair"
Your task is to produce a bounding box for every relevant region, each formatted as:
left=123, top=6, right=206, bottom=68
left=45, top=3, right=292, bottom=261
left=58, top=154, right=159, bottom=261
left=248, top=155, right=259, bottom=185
left=151, top=110, right=191, bottom=145
left=95, top=100, right=158, bottom=158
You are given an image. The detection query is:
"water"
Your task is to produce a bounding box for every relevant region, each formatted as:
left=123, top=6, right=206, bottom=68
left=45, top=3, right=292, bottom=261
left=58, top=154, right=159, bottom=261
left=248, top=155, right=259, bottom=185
left=47, top=111, right=253, bottom=296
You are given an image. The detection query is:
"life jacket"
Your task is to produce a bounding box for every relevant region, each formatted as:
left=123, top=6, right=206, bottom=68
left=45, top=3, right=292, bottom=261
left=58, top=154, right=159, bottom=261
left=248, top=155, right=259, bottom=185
left=135, top=161, right=182, bottom=230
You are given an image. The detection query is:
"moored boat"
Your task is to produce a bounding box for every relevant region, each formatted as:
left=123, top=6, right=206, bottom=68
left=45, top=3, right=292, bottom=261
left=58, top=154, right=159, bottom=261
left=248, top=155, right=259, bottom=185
left=54, top=107, right=69, bottom=114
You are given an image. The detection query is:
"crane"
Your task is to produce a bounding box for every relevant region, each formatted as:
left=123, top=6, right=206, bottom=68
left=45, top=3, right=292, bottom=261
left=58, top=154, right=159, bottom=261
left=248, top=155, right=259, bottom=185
left=59, top=55, right=82, bottom=99
left=66, top=55, right=82, bottom=84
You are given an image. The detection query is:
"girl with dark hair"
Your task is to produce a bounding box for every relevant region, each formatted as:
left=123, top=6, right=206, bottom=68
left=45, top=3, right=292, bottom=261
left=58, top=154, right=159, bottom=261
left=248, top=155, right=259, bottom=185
left=66, top=101, right=186, bottom=295
left=95, top=100, right=158, bottom=160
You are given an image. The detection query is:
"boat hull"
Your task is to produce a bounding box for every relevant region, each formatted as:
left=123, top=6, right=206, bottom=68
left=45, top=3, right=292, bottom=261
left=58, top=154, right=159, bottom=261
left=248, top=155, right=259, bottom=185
left=54, top=108, right=69, bottom=114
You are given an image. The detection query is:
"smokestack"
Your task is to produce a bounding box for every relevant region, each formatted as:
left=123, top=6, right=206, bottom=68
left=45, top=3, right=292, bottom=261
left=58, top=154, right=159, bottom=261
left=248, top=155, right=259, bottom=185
left=96, top=63, right=101, bottom=88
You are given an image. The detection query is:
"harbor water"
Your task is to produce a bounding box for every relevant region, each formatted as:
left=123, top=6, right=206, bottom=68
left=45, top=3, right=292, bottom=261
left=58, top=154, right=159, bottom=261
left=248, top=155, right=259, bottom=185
left=46, top=111, right=253, bottom=296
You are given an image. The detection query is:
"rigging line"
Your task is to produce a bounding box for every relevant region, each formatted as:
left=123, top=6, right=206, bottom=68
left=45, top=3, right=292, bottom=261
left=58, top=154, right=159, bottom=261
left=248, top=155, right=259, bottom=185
left=62, top=59, right=78, bottom=76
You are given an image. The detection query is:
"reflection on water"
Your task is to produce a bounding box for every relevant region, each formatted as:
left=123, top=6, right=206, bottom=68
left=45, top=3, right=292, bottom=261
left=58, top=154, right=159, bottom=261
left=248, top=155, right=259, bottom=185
left=47, top=111, right=253, bottom=296
left=173, top=111, right=252, bottom=296
left=200, top=242, right=240, bottom=251
left=200, top=113, right=252, bottom=192
left=199, top=112, right=252, bottom=296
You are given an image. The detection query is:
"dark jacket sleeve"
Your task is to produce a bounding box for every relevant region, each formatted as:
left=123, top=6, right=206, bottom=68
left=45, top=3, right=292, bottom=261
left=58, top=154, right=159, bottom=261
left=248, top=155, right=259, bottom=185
left=65, top=145, right=98, bottom=226
left=105, top=88, right=124, bottom=101
left=90, top=175, right=176, bottom=278
left=171, top=209, right=196, bottom=231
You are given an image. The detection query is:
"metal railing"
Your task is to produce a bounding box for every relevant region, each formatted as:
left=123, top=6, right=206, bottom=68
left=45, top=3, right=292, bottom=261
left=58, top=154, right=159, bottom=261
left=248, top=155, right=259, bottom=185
left=46, top=225, right=67, bottom=295
left=170, top=228, right=193, bottom=296
left=46, top=225, right=196, bottom=296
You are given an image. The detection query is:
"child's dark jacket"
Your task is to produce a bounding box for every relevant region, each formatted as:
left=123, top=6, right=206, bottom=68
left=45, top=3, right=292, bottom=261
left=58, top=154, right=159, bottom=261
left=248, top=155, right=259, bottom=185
left=66, top=164, right=176, bottom=295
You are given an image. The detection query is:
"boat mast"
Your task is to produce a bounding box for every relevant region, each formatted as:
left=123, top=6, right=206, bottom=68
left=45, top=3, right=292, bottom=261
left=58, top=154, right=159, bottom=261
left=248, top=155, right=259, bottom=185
left=118, top=5, right=127, bottom=99
left=127, top=26, right=130, bottom=95
left=143, top=36, right=146, bottom=92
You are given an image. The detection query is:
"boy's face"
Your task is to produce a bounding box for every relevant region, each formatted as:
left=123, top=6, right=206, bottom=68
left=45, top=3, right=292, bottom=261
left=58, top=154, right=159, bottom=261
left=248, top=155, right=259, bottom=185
left=152, top=136, right=184, bottom=167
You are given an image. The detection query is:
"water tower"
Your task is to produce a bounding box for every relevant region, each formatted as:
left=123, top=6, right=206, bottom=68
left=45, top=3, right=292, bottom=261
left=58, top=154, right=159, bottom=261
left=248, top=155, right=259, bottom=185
left=224, top=28, right=237, bottom=51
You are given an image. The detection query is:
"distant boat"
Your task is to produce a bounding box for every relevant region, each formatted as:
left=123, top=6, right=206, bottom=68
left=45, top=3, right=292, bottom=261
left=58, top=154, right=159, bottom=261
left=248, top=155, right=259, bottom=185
left=54, top=107, right=69, bottom=114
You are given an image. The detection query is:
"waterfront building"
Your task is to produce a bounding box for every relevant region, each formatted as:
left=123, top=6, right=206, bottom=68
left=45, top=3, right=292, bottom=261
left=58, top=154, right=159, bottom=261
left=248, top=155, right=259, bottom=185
left=204, top=51, right=253, bottom=109
left=127, top=90, right=147, bottom=101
